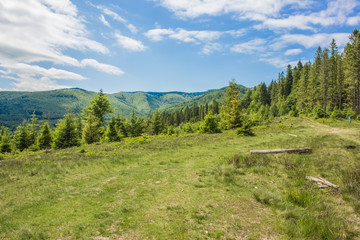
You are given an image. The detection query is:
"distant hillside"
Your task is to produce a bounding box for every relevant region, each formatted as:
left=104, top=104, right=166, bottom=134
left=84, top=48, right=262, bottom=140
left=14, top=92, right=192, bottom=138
left=0, top=88, right=205, bottom=130
left=162, top=84, right=248, bottom=113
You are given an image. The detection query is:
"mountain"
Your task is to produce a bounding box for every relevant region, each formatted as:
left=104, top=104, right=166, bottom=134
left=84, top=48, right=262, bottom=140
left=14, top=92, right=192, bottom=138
left=162, top=84, right=248, bottom=113
left=0, top=88, right=206, bottom=130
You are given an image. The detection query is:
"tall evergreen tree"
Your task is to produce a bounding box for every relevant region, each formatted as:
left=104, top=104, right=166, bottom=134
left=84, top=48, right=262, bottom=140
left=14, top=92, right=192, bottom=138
left=220, top=79, right=242, bottom=129
left=38, top=122, right=52, bottom=149
left=13, top=120, right=30, bottom=151
left=344, top=29, right=360, bottom=113
left=85, top=89, right=112, bottom=125
left=53, top=113, right=80, bottom=149
left=0, top=128, right=12, bottom=153
left=82, top=109, right=103, bottom=144
left=105, top=116, right=121, bottom=142
left=149, top=109, right=163, bottom=135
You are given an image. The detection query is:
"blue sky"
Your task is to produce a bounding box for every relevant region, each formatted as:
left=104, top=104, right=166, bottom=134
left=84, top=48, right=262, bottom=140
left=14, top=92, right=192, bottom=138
left=0, top=0, right=359, bottom=93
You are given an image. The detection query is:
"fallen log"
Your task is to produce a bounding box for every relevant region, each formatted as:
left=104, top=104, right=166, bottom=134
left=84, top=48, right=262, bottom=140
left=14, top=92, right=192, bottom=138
left=306, top=176, right=339, bottom=189
left=250, top=147, right=312, bottom=154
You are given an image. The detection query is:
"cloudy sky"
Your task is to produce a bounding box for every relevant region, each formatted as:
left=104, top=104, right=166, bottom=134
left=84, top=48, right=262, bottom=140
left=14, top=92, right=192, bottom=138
left=0, top=0, right=359, bottom=92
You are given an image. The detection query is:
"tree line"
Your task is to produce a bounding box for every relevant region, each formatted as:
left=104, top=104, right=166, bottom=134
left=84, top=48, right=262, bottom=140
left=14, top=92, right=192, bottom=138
left=1, top=29, right=359, bottom=154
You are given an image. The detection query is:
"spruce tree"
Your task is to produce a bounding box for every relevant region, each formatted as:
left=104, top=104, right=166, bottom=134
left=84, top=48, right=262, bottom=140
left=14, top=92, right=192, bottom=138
left=82, top=109, right=103, bottom=144
left=53, top=113, right=79, bottom=149
left=220, top=79, right=242, bottom=130
left=0, top=128, right=12, bottom=153
left=84, top=89, right=112, bottom=125
left=128, top=109, right=145, bottom=137
left=13, top=120, right=30, bottom=151
left=38, top=122, right=52, bottom=149
left=105, top=116, right=121, bottom=142
left=149, top=109, right=163, bottom=135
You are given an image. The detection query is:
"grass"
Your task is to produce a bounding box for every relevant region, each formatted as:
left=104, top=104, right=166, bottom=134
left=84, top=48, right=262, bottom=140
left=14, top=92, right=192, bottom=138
left=0, top=118, right=360, bottom=239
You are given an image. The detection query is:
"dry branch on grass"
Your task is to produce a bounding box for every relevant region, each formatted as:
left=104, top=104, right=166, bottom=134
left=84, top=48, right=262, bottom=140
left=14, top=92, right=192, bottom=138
left=250, top=148, right=312, bottom=154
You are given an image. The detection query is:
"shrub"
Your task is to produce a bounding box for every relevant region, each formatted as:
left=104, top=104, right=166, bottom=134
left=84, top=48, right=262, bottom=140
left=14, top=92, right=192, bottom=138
left=236, top=120, right=255, bottom=136
left=200, top=113, right=221, bottom=134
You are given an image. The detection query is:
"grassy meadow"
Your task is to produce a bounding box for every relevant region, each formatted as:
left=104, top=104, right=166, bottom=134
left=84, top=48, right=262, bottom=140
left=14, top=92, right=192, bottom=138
left=0, top=117, right=360, bottom=239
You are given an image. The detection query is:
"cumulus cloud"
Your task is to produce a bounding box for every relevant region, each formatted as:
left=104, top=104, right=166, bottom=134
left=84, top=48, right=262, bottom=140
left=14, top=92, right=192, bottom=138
left=256, top=0, right=360, bottom=31
left=231, top=39, right=267, bottom=54
left=155, top=0, right=312, bottom=19
left=145, top=28, right=245, bottom=43
left=271, top=33, right=350, bottom=50
left=285, top=49, right=303, bottom=56
left=115, top=33, right=147, bottom=52
left=201, top=43, right=223, bottom=55
left=0, top=0, right=123, bottom=91
left=156, top=0, right=359, bottom=32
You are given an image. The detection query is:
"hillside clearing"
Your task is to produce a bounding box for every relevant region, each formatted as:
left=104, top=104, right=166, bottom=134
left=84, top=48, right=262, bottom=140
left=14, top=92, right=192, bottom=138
left=0, top=118, right=359, bottom=239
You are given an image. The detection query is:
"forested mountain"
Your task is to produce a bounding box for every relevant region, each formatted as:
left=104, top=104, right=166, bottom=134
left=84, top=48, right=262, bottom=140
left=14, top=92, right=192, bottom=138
left=0, top=88, right=206, bottom=130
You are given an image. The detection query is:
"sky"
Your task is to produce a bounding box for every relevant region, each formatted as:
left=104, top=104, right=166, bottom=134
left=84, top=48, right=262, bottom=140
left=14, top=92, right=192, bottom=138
left=0, top=0, right=359, bottom=93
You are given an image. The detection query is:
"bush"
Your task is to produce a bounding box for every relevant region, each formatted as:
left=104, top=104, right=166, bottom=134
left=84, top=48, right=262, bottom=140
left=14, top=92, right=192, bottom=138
left=200, top=113, right=221, bottom=134
left=236, top=120, right=255, bottom=136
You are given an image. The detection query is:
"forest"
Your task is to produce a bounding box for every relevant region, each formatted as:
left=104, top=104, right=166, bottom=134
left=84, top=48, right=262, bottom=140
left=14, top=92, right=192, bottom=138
left=0, top=29, right=360, bottom=155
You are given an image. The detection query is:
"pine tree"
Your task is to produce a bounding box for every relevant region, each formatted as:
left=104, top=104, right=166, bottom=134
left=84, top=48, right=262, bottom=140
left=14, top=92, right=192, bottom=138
left=53, top=113, right=80, bottom=149
left=85, top=89, right=112, bottom=125
left=149, top=109, right=163, bottom=135
left=82, top=109, right=103, bottom=144
left=321, top=48, right=330, bottom=117
left=344, top=29, right=360, bottom=113
left=13, top=120, right=30, bottom=151
left=38, top=122, right=52, bottom=149
left=128, top=109, right=145, bottom=137
left=0, top=128, right=12, bottom=153
left=104, top=116, right=120, bottom=142
left=220, top=79, right=242, bottom=130
left=28, top=112, right=38, bottom=146
left=284, top=65, right=293, bottom=97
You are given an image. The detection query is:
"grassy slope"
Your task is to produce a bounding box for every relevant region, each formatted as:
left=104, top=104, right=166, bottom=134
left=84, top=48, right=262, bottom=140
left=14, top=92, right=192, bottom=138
left=1, top=118, right=360, bottom=239
left=0, top=89, right=205, bottom=130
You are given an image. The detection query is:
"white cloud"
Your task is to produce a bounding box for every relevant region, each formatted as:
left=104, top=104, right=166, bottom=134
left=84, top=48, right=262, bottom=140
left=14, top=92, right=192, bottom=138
left=0, top=0, right=124, bottom=91
left=285, top=49, right=303, bottom=56
left=259, top=56, right=300, bottom=68
left=80, top=59, right=124, bottom=75
left=256, top=0, right=360, bottom=31
left=145, top=28, right=245, bottom=43
left=156, top=0, right=359, bottom=32
left=0, top=62, right=83, bottom=91
left=155, top=0, right=312, bottom=19
left=271, top=33, right=350, bottom=50
left=231, top=39, right=267, bottom=54
left=201, top=43, right=223, bottom=55
left=96, top=5, right=138, bottom=34
left=99, top=14, right=110, bottom=27
left=115, top=33, right=147, bottom=52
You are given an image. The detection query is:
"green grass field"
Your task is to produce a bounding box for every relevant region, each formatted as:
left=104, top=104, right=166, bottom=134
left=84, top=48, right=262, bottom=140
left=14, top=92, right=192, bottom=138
left=1, top=118, right=360, bottom=239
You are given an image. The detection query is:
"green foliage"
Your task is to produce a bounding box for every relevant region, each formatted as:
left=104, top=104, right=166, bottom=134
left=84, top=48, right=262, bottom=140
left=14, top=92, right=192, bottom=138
left=220, top=79, right=243, bottom=130
left=82, top=110, right=103, bottom=144
left=84, top=89, right=112, bottom=125
left=53, top=113, right=80, bottom=149
left=0, top=129, right=12, bottom=153
left=128, top=109, right=145, bottom=137
left=37, top=122, right=52, bottom=149
left=236, top=119, right=255, bottom=136
left=149, top=109, right=163, bottom=135
left=13, top=120, right=31, bottom=151
left=200, top=113, right=221, bottom=134
left=105, top=116, right=122, bottom=142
